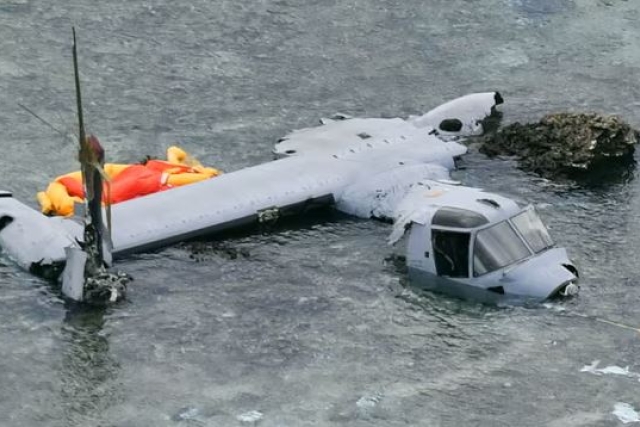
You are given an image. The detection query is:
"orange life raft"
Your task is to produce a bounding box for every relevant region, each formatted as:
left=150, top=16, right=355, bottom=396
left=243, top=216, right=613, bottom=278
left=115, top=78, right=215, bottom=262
left=37, top=146, right=221, bottom=217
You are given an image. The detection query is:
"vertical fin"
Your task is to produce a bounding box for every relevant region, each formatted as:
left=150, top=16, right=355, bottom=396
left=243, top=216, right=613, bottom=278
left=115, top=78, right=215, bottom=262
left=73, top=27, right=104, bottom=273
left=62, top=28, right=128, bottom=304
left=73, top=28, right=86, bottom=158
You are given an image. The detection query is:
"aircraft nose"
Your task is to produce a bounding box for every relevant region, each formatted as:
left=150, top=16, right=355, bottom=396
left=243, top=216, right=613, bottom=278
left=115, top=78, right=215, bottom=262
left=550, top=261, right=580, bottom=298
left=502, top=248, right=579, bottom=300
left=557, top=280, right=580, bottom=297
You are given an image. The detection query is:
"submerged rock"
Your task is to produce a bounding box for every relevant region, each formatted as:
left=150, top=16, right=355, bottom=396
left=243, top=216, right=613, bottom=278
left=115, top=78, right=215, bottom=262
left=183, top=240, right=250, bottom=262
left=479, top=113, right=639, bottom=179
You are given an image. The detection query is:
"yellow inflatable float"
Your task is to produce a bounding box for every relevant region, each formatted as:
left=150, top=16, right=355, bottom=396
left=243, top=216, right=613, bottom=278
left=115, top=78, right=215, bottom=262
left=38, top=146, right=221, bottom=217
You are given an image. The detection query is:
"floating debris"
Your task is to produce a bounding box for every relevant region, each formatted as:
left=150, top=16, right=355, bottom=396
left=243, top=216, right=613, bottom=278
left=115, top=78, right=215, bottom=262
left=580, top=360, right=640, bottom=381
left=479, top=113, right=638, bottom=179
left=613, top=403, right=640, bottom=424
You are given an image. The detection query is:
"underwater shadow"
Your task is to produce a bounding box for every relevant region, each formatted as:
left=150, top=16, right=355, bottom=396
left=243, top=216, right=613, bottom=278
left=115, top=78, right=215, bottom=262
left=57, top=302, right=122, bottom=424
left=562, top=158, right=636, bottom=191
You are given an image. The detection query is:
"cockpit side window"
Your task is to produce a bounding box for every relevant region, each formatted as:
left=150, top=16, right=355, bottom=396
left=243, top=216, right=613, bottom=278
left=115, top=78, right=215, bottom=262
left=432, top=230, right=470, bottom=278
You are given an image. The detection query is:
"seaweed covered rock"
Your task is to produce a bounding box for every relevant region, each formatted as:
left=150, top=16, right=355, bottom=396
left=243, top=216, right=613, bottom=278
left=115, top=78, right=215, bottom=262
left=480, top=113, right=639, bottom=178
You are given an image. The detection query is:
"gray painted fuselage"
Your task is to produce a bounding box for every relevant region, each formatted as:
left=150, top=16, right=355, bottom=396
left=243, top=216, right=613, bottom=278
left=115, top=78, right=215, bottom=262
left=0, top=93, right=579, bottom=301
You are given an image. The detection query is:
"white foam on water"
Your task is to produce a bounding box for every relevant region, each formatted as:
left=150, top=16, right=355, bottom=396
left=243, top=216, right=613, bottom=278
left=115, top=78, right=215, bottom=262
left=356, top=394, right=382, bottom=409
left=237, top=410, right=264, bottom=424
left=613, top=403, right=640, bottom=424
left=172, top=406, right=201, bottom=421
left=542, top=302, right=566, bottom=312
left=581, top=360, right=640, bottom=381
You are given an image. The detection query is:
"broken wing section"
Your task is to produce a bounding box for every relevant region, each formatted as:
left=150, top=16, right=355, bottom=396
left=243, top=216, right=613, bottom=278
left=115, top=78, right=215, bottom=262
left=334, top=164, right=451, bottom=220
left=0, top=193, right=80, bottom=270
left=274, top=117, right=424, bottom=159
left=273, top=91, right=502, bottom=159
left=408, top=92, right=503, bottom=136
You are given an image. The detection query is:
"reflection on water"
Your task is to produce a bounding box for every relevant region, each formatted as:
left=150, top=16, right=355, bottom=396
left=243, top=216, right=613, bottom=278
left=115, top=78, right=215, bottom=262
left=58, top=304, right=121, bottom=426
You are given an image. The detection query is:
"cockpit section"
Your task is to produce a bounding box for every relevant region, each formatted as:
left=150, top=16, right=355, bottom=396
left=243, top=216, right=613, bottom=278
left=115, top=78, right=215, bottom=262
left=406, top=193, right=577, bottom=301
left=429, top=205, right=558, bottom=280
left=473, top=207, right=555, bottom=276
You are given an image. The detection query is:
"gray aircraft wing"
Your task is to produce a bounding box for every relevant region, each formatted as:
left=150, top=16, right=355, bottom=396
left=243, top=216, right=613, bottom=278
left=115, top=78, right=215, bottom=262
left=0, top=92, right=502, bottom=270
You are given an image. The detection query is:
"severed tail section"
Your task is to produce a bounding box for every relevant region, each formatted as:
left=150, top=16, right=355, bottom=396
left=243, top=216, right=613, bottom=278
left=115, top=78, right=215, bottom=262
left=60, top=28, right=129, bottom=304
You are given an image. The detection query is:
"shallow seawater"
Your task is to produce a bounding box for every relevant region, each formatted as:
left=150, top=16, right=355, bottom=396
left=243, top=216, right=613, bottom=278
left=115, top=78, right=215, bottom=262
left=1, top=1, right=640, bottom=426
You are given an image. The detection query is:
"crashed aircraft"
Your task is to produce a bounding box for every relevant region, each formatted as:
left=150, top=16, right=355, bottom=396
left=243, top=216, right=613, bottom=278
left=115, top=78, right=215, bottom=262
left=0, top=92, right=579, bottom=303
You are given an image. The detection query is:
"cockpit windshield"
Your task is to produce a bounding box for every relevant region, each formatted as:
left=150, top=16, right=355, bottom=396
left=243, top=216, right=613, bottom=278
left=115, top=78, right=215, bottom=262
left=473, top=221, right=531, bottom=277
left=511, top=208, right=554, bottom=253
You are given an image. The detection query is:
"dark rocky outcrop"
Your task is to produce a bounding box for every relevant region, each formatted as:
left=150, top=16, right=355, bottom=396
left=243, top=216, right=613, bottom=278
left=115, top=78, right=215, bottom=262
left=479, top=113, right=639, bottom=179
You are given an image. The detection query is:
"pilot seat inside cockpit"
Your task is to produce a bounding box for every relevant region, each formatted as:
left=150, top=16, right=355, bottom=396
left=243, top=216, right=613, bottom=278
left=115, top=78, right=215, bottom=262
left=432, top=230, right=470, bottom=278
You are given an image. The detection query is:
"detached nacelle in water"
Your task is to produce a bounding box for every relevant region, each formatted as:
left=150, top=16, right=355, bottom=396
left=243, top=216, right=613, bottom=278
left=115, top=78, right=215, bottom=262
left=0, top=92, right=578, bottom=302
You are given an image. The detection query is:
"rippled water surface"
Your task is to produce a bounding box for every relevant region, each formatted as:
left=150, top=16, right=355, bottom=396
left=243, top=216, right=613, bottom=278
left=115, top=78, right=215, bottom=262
left=1, top=1, right=640, bottom=426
